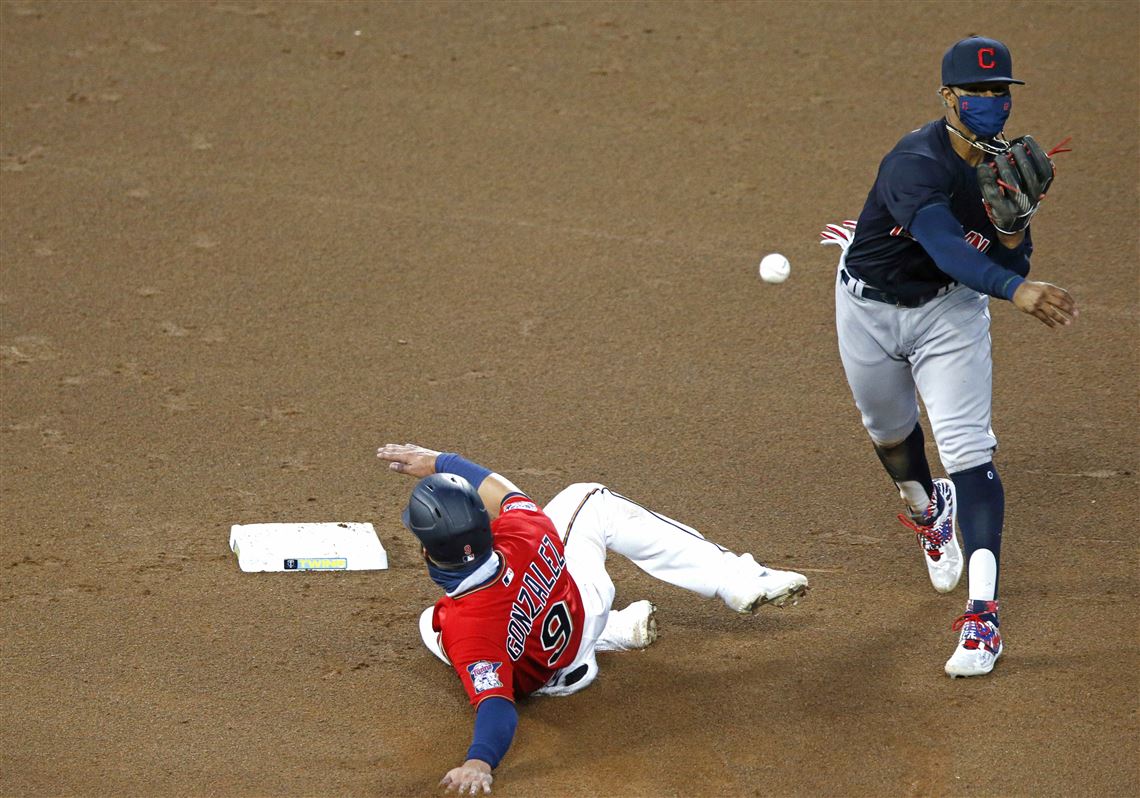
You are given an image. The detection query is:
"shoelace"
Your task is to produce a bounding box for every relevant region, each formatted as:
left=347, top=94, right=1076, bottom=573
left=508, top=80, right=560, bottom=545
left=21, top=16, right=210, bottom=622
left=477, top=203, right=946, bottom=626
left=951, top=613, right=997, bottom=645
left=897, top=512, right=947, bottom=554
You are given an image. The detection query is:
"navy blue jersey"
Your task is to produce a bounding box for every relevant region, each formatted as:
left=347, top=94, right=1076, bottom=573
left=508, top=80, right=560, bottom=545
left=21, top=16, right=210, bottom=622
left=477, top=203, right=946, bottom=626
left=845, top=120, right=1031, bottom=303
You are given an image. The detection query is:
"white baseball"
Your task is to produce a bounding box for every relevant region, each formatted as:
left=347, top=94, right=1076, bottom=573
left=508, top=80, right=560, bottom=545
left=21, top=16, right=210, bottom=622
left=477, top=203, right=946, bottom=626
left=759, top=253, right=791, bottom=284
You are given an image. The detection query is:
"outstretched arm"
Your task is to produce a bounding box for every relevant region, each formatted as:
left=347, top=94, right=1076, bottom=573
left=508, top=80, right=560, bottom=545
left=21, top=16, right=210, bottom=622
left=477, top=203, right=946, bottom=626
left=909, top=203, right=1028, bottom=299
left=376, top=443, right=525, bottom=519
left=440, top=697, right=519, bottom=794
left=909, top=204, right=1078, bottom=327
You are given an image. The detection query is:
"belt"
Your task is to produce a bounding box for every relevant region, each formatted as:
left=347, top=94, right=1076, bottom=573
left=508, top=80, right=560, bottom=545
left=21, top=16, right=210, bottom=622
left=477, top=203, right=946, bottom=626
left=840, top=268, right=951, bottom=308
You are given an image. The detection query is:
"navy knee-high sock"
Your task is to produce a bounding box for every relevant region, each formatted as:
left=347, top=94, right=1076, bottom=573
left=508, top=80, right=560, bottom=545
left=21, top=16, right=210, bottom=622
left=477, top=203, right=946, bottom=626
left=949, top=462, right=1004, bottom=601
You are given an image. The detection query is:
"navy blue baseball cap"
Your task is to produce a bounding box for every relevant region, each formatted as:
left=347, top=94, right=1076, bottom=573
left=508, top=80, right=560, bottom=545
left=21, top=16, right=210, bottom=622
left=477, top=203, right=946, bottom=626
left=942, top=36, right=1025, bottom=86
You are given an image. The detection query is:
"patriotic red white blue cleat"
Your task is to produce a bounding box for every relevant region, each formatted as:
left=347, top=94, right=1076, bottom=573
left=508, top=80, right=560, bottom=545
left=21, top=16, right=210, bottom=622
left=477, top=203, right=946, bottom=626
left=897, top=478, right=963, bottom=594
left=945, top=599, right=1003, bottom=678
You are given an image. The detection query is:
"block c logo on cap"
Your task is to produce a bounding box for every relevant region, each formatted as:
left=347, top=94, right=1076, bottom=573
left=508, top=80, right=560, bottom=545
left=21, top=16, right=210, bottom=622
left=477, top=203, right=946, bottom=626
left=978, top=47, right=996, bottom=69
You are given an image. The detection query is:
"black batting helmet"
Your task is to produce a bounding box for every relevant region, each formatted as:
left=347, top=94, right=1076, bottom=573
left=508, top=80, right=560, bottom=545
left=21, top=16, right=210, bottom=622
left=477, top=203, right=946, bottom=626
left=401, top=473, right=492, bottom=568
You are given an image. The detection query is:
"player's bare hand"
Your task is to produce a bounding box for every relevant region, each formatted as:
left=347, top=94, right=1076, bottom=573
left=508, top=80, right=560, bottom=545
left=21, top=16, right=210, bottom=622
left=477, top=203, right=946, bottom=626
left=440, top=759, right=493, bottom=794
left=1012, top=280, right=1079, bottom=328
left=376, top=443, right=440, bottom=478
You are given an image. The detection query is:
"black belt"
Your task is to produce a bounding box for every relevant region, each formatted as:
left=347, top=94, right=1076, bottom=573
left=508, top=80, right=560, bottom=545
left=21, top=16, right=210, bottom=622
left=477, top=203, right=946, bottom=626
left=840, top=268, right=949, bottom=308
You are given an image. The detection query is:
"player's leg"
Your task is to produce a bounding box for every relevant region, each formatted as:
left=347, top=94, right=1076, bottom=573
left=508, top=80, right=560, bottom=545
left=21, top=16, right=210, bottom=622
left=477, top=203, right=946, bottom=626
left=544, top=483, right=656, bottom=654
left=534, top=484, right=665, bottom=692
left=910, top=289, right=1004, bottom=676
left=547, top=482, right=806, bottom=614
left=836, top=268, right=962, bottom=592
left=527, top=543, right=610, bottom=697
left=532, top=484, right=625, bottom=696
left=835, top=270, right=945, bottom=521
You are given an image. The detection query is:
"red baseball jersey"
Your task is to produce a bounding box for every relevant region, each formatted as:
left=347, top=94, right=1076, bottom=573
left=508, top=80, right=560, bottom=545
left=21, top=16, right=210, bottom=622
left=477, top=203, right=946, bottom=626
left=431, top=494, right=585, bottom=706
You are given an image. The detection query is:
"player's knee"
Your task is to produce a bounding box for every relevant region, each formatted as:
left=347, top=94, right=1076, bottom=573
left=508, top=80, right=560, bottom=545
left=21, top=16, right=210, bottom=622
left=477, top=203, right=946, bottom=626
left=869, top=422, right=918, bottom=451
left=936, top=435, right=997, bottom=474
left=942, top=451, right=996, bottom=473
left=864, top=415, right=919, bottom=449
left=871, top=432, right=908, bottom=450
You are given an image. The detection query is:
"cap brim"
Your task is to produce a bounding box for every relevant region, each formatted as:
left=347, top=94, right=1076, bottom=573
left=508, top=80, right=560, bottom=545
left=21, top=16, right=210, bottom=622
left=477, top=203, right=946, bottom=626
left=950, top=77, right=1025, bottom=86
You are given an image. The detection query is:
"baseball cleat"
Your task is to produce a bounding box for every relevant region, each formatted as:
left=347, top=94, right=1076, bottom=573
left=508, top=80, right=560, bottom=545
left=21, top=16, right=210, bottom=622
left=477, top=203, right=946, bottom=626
left=595, top=600, right=658, bottom=652
left=898, top=478, right=963, bottom=594
left=718, top=553, right=810, bottom=614
left=945, top=600, right=1003, bottom=678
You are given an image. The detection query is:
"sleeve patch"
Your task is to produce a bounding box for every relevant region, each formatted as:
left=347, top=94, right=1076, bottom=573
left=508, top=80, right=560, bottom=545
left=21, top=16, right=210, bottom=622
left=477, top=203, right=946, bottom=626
left=467, top=661, right=504, bottom=693
left=502, top=499, right=538, bottom=514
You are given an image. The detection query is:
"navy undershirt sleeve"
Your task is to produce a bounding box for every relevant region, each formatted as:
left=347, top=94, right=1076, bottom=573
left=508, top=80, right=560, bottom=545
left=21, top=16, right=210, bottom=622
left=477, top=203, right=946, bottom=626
left=986, top=225, right=1034, bottom=274
left=435, top=453, right=493, bottom=490
left=910, top=204, right=1026, bottom=300
left=466, top=697, right=518, bottom=769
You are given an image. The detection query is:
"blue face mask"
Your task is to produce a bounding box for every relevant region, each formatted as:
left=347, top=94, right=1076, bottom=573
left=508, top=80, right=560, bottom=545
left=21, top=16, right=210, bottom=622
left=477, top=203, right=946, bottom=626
left=956, top=93, right=1012, bottom=139
left=427, top=549, right=493, bottom=593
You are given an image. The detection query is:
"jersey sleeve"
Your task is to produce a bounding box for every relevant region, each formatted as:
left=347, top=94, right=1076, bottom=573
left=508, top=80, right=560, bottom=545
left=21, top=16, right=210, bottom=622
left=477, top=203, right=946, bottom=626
left=986, top=225, right=1033, bottom=277
left=909, top=204, right=1026, bottom=299
left=876, top=152, right=954, bottom=230
left=499, top=492, right=539, bottom=515
left=445, top=631, right=517, bottom=707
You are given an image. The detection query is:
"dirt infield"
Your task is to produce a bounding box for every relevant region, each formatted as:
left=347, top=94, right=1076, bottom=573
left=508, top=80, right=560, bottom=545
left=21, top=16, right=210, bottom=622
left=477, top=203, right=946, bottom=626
left=2, top=2, right=1136, bottom=796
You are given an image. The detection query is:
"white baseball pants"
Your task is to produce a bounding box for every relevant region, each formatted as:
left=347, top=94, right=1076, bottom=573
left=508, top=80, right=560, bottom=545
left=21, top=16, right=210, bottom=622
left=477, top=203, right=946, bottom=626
left=534, top=482, right=739, bottom=696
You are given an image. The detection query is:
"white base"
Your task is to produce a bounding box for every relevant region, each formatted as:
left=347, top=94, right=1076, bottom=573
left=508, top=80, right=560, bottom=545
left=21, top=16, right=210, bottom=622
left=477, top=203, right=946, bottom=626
left=229, top=522, right=388, bottom=572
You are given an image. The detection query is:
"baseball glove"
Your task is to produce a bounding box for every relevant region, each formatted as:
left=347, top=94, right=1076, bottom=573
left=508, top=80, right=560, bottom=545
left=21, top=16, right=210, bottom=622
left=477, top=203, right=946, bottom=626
left=976, top=135, right=1071, bottom=234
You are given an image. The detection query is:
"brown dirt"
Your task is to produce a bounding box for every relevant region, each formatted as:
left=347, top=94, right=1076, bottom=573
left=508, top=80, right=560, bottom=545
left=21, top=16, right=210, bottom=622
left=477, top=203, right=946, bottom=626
left=2, top=2, right=1136, bottom=796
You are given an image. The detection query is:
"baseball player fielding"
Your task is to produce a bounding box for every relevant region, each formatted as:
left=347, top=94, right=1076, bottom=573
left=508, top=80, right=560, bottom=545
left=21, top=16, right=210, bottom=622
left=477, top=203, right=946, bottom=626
left=821, top=35, right=1078, bottom=679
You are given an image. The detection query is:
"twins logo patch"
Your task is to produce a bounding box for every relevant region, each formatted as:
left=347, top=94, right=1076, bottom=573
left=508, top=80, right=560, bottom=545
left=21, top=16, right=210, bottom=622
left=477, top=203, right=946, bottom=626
left=467, top=661, right=504, bottom=694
